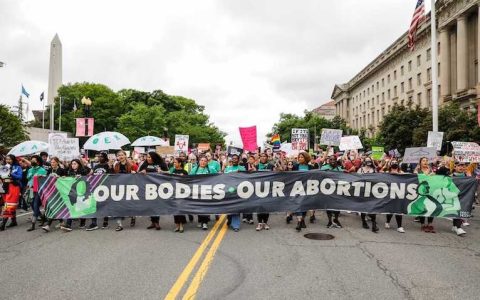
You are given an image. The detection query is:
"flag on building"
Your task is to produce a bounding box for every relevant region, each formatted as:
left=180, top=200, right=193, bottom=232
left=408, top=0, right=426, bottom=50
left=21, top=85, right=30, bottom=98
left=40, top=92, right=44, bottom=102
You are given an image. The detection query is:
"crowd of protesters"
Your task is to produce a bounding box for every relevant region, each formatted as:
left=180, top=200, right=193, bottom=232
left=0, top=147, right=477, bottom=236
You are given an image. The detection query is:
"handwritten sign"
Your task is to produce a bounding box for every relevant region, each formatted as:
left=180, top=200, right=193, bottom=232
left=452, top=141, right=480, bottom=163
left=50, top=138, right=80, bottom=161
left=156, top=146, right=175, bottom=156
left=320, top=129, right=342, bottom=146
left=239, top=126, right=258, bottom=152
left=403, top=147, right=437, bottom=164
left=339, top=136, right=363, bottom=151
left=227, top=146, right=244, bottom=157
left=174, top=135, right=189, bottom=152
left=427, top=131, right=444, bottom=151
left=372, top=146, right=385, bottom=160
left=291, top=128, right=309, bottom=151
left=197, top=143, right=211, bottom=152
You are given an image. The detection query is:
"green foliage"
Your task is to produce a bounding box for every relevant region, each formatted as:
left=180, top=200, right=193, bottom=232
left=30, top=82, right=226, bottom=147
left=0, top=104, right=28, bottom=151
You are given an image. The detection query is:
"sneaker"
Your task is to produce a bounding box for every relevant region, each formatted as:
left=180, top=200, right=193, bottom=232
left=413, top=217, right=420, bottom=222
left=333, top=219, right=342, bottom=228
left=233, top=228, right=239, bottom=232
left=248, top=219, right=254, bottom=225
left=428, top=225, right=436, bottom=233
left=295, top=221, right=302, bottom=231
left=384, top=223, right=390, bottom=229
left=60, top=226, right=72, bottom=232
left=42, top=225, right=50, bottom=232
left=286, top=215, right=292, bottom=224
left=326, top=222, right=334, bottom=228
left=79, top=225, right=86, bottom=229
left=263, top=223, right=270, bottom=230
left=55, top=223, right=63, bottom=229
left=462, top=220, right=470, bottom=227
left=202, top=223, right=208, bottom=230
left=256, top=223, right=263, bottom=231
left=242, top=218, right=248, bottom=223
left=362, top=221, right=369, bottom=229
left=86, top=224, right=98, bottom=231
left=102, top=221, right=109, bottom=229
left=397, top=227, right=405, bottom=233
left=452, top=227, right=466, bottom=236
left=309, top=215, right=316, bottom=223
left=197, top=224, right=203, bottom=228
left=115, top=226, right=123, bottom=232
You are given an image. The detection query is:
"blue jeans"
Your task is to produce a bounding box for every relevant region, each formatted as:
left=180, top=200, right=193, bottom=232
left=31, top=193, right=41, bottom=219
left=229, top=214, right=240, bottom=230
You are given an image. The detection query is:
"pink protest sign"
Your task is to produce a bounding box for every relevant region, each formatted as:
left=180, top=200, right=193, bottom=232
left=239, top=126, right=258, bottom=152
left=76, top=118, right=94, bottom=137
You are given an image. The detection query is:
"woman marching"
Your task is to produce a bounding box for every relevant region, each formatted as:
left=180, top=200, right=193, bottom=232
left=170, top=157, right=188, bottom=233
left=292, top=152, right=315, bottom=232
left=357, top=156, right=379, bottom=233
left=0, top=155, right=23, bottom=231
left=189, top=155, right=218, bottom=230
left=414, top=157, right=435, bottom=233
left=26, top=155, right=48, bottom=232
left=382, top=158, right=405, bottom=233
left=42, top=157, right=66, bottom=232
left=139, top=151, right=169, bottom=230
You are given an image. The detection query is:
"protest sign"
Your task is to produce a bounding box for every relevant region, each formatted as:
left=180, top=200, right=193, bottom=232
left=197, top=143, right=211, bottom=152
left=291, top=128, right=309, bottom=150
left=156, top=146, right=175, bottom=156
left=75, top=118, right=94, bottom=137
left=320, top=129, right=342, bottom=146
left=427, top=131, right=444, bottom=151
left=372, top=146, right=385, bottom=160
left=174, top=135, right=189, bottom=153
left=40, top=171, right=476, bottom=219
left=49, top=133, right=79, bottom=161
left=239, top=126, right=258, bottom=151
left=339, top=136, right=363, bottom=151
left=451, top=141, right=480, bottom=163
left=403, top=147, right=437, bottom=164
left=227, top=146, right=244, bottom=157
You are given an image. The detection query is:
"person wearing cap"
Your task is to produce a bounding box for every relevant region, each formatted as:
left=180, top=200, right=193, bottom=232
left=450, top=161, right=468, bottom=236
left=86, top=152, right=112, bottom=231
left=224, top=154, right=246, bottom=232
left=320, top=156, right=343, bottom=229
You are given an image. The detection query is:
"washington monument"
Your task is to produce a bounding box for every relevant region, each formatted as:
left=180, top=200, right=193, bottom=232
left=47, top=34, right=62, bottom=130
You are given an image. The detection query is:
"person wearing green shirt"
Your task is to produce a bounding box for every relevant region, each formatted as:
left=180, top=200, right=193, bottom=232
left=320, top=156, right=343, bottom=229
left=190, top=156, right=217, bottom=230
left=205, top=152, right=221, bottom=173
left=26, top=155, right=47, bottom=232
left=254, top=152, right=274, bottom=230
left=224, top=154, right=246, bottom=232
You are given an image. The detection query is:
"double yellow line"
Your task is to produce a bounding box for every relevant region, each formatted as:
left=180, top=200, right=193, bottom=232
left=165, top=215, right=228, bottom=300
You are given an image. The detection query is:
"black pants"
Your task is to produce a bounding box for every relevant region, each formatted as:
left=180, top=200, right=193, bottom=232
left=452, top=218, right=462, bottom=228
left=257, top=213, right=269, bottom=223
left=361, top=213, right=376, bottom=223
left=150, top=216, right=160, bottom=223
left=174, top=215, right=187, bottom=224
left=419, top=216, right=433, bottom=224
left=242, top=213, right=253, bottom=221
left=198, top=215, right=210, bottom=224
left=66, top=218, right=86, bottom=228
left=327, top=210, right=339, bottom=221
left=90, top=217, right=109, bottom=226
left=386, top=214, right=402, bottom=227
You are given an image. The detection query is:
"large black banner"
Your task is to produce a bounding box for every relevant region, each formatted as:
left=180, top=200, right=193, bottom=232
left=38, top=171, right=477, bottom=219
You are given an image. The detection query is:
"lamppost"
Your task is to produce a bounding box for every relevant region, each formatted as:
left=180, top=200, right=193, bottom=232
left=163, top=127, right=168, bottom=142
left=81, top=96, right=92, bottom=136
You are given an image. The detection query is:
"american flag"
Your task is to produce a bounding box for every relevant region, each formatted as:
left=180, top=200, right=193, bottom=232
left=408, top=0, right=426, bottom=50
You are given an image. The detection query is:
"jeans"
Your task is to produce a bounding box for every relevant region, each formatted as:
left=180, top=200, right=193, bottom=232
left=229, top=214, right=241, bottom=230
left=31, top=193, right=41, bottom=220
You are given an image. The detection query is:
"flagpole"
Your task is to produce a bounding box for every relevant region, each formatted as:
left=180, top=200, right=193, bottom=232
left=50, top=103, right=54, bottom=132
left=42, top=100, right=45, bottom=129
left=59, top=96, right=62, bottom=132
left=431, top=0, right=439, bottom=132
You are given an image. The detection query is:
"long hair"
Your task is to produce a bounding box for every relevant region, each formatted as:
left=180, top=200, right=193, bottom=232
left=6, top=154, right=19, bottom=166
left=31, top=155, right=43, bottom=166
left=148, top=151, right=168, bottom=171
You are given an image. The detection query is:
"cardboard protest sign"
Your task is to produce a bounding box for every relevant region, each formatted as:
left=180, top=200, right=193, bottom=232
left=451, top=141, right=480, bottom=163
left=174, top=135, right=189, bottom=152
left=403, top=147, right=437, bottom=164
left=291, top=128, right=309, bottom=151
left=320, top=129, right=342, bottom=146
left=197, top=143, right=211, bottom=152
left=156, top=146, right=175, bottom=156
left=227, top=146, right=244, bottom=157
left=372, top=146, right=385, bottom=160
left=427, top=131, right=444, bottom=151
left=239, top=126, right=258, bottom=152
left=339, top=136, right=363, bottom=151
left=49, top=133, right=80, bottom=161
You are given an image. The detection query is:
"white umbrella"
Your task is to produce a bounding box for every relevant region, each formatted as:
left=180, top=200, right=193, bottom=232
left=8, top=140, right=49, bottom=156
left=83, top=131, right=130, bottom=151
left=131, top=135, right=169, bottom=147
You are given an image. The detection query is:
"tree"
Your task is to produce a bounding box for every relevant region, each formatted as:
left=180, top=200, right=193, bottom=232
left=117, top=103, right=167, bottom=142
left=0, top=104, right=28, bottom=151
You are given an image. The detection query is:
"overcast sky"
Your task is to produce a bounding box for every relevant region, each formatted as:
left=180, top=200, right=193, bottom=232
left=0, top=0, right=431, bottom=145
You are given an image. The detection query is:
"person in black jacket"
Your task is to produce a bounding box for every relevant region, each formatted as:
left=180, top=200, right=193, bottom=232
left=170, top=157, right=188, bottom=232
left=42, top=157, right=66, bottom=232
left=86, top=152, right=112, bottom=231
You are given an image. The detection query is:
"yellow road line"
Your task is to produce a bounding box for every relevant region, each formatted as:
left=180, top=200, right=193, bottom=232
left=182, top=220, right=228, bottom=300
left=164, top=215, right=226, bottom=300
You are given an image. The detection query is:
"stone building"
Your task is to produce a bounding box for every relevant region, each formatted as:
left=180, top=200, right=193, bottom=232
left=332, top=0, right=479, bottom=136
left=312, top=100, right=336, bottom=120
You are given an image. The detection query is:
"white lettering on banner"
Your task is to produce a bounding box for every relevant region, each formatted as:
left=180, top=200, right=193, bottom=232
left=306, top=180, right=319, bottom=196
left=320, top=179, right=335, bottom=195
left=336, top=181, right=351, bottom=196
left=212, top=184, right=225, bottom=200
left=272, top=182, right=285, bottom=197
left=390, top=183, right=405, bottom=199
left=372, top=183, right=389, bottom=198
left=126, top=185, right=139, bottom=200
left=145, top=184, right=157, bottom=200
left=176, top=183, right=191, bottom=199
left=290, top=181, right=306, bottom=197
left=93, top=186, right=109, bottom=202
left=238, top=181, right=255, bottom=199
left=406, top=184, right=418, bottom=200
left=158, top=183, right=174, bottom=199
left=351, top=182, right=365, bottom=197
left=255, top=182, right=270, bottom=198
left=364, top=182, right=372, bottom=198
left=200, top=185, right=212, bottom=200
left=111, top=185, right=124, bottom=201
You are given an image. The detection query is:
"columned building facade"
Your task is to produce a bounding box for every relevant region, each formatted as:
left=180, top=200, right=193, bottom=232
left=332, top=0, right=480, bottom=136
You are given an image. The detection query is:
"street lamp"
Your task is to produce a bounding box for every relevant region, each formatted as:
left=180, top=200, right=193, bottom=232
left=81, top=96, right=92, bottom=117
left=163, top=127, right=168, bottom=142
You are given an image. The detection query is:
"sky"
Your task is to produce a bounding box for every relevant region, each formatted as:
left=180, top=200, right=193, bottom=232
left=0, top=0, right=432, bottom=146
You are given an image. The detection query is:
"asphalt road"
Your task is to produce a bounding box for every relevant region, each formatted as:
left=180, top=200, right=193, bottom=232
left=1, top=211, right=479, bottom=300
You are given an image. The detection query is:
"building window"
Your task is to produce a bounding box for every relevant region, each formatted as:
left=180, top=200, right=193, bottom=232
left=376, top=95, right=379, bottom=104
left=427, top=88, right=432, bottom=107
left=426, top=48, right=431, bottom=61
left=388, top=74, right=391, bottom=83
left=417, top=92, right=422, bottom=106
left=382, top=78, right=385, bottom=87
left=394, top=86, right=397, bottom=97
left=438, top=63, right=441, bottom=77
left=401, top=82, right=405, bottom=93
left=367, top=88, right=370, bottom=95
left=401, top=65, right=404, bottom=76
left=408, top=78, right=413, bottom=90
left=417, top=73, right=422, bottom=86
left=427, top=68, right=431, bottom=81
left=394, top=70, right=397, bottom=80
left=408, top=60, right=412, bottom=71
left=382, top=107, right=385, bottom=116
left=417, top=55, right=421, bottom=67
left=388, top=89, right=391, bottom=99
left=376, top=81, right=379, bottom=89
left=382, top=92, right=385, bottom=102
left=388, top=105, right=391, bottom=112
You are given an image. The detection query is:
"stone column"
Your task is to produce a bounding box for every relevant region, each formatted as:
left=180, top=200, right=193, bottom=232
left=457, top=15, right=468, bottom=91
left=440, top=28, right=451, bottom=97
left=343, top=99, right=348, bottom=121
